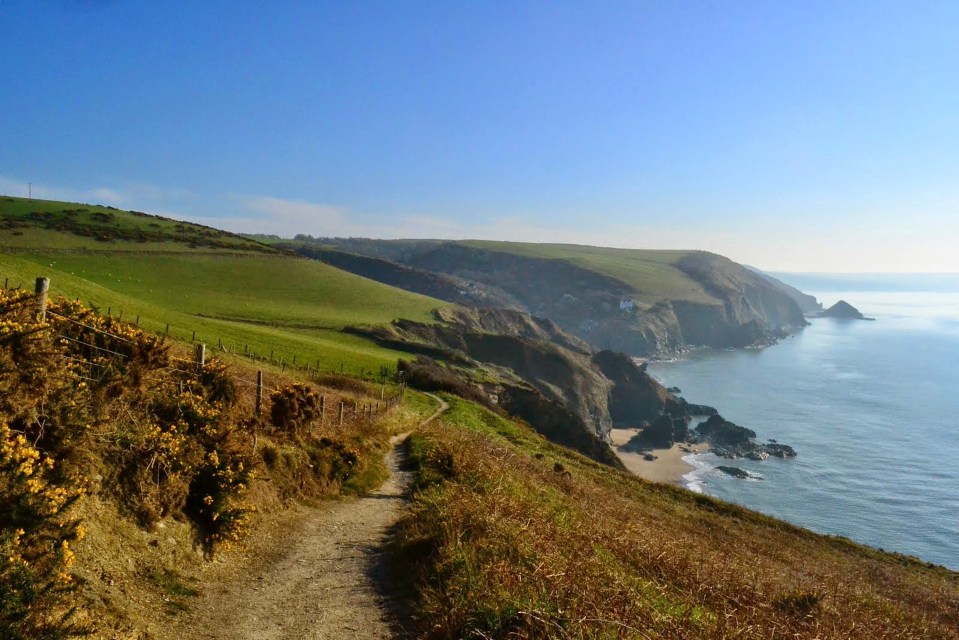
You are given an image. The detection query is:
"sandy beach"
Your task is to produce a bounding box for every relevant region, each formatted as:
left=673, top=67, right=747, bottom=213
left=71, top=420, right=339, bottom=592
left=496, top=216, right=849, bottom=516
left=609, top=428, right=708, bottom=485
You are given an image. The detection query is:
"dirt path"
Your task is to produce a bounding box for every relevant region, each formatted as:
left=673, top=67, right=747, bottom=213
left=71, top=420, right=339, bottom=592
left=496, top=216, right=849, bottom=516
left=167, top=394, right=447, bottom=640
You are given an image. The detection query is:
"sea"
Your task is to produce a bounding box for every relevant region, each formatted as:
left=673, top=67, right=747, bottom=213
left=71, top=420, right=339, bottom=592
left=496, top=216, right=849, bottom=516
left=648, top=273, right=959, bottom=571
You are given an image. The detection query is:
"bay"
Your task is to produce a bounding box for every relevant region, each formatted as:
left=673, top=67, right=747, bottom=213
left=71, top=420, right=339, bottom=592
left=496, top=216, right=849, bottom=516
left=649, top=278, right=959, bottom=570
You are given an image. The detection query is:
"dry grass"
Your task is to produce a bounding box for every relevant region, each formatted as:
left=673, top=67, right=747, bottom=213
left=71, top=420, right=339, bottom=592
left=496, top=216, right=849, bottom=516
left=396, top=395, right=959, bottom=639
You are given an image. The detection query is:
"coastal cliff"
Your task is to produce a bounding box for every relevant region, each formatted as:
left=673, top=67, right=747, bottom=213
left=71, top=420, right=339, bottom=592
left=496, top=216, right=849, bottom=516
left=293, top=240, right=808, bottom=357
left=351, top=305, right=700, bottom=465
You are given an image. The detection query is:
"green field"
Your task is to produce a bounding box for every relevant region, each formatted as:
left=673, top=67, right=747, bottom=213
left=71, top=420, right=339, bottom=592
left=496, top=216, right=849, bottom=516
left=461, top=240, right=717, bottom=304
left=1, top=196, right=446, bottom=376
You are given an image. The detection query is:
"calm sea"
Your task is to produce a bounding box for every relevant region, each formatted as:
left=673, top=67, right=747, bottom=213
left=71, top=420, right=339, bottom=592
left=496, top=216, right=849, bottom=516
left=649, top=274, right=959, bottom=570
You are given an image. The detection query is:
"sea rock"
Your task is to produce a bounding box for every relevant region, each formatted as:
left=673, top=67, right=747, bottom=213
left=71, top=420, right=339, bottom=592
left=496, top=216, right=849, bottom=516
left=764, top=443, right=797, bottom=458
left=684, top=402, right=719, bottom=416
left=694, top=414, right=756, bottom=446
left=818, top=300, right=873, bottom=320
left=693, top=415, right=797, bottom=460
left=717, top=465, right=750, bottom=479
left=643, top=453, right=657, bottom=461
left=642, top=414, right=676, bottom=448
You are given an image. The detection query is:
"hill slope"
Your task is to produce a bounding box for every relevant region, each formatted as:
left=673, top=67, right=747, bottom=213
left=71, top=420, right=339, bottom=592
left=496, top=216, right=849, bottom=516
left=0, top=196, right=445, bottom=375
left=398, top=395, right=959, bottom=639
left=292, top=238, right=809, bottom=356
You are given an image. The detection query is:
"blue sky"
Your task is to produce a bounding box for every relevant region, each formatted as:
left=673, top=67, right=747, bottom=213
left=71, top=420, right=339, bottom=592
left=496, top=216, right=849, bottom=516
left=2, top=1, right=958, bottom=271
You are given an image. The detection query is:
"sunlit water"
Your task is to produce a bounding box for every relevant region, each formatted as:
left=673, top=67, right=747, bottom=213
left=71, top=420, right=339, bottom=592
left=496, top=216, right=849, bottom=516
left=649, top=280, right=959, bottom=570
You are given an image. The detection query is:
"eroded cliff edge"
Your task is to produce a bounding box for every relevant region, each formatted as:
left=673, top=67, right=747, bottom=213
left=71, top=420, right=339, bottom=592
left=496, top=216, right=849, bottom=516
left=350, top=306, right=717, bottom=466
left=294, top=241, right=808, bottom=357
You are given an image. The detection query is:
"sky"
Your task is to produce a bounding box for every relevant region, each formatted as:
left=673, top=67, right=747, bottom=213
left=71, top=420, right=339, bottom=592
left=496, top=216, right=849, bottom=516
left=2, top=1, right=959, bottom=272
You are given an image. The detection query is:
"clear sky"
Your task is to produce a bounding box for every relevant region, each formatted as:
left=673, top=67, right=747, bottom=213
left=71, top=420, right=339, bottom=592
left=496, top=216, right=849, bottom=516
left=2, top=1, right=958, bottom=272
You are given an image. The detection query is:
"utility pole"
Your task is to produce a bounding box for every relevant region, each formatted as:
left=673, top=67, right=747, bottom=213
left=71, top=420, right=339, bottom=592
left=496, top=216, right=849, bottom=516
left=28, top=183, right=32, bottom=199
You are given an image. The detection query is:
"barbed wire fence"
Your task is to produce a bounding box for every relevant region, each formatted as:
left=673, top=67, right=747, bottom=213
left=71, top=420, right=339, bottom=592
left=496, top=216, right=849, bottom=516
left=4, top=276, right=405, bottom=428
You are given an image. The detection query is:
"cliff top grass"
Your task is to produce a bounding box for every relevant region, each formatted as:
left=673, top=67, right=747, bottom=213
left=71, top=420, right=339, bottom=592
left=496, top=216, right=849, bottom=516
left=0, top=195, right=447, bottom=376
left=460, top=240, right=719, bottom=305
left=398, top=394, right=959, bottom=639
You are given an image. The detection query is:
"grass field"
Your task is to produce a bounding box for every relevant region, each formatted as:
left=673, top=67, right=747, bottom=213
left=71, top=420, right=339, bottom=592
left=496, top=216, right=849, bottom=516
left=1, top=196, right=447, bottom=377
left=461, top=240, right=717, bottom=304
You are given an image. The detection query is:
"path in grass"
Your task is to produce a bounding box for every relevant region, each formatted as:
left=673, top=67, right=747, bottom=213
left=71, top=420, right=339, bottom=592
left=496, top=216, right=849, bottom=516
left=167, top=394, right=447, bottom=640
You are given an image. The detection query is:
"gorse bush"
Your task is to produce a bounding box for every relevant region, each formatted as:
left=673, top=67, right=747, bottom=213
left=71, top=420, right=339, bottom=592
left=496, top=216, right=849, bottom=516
left=0, top=288, right=257, bottom=635
left=0, top=421, right=85, bottom=640
left=0, top=289, right=86, bottom=639
left=270, top=383, right=323, bottom=436
left=0, top=285, right=404, bottom=635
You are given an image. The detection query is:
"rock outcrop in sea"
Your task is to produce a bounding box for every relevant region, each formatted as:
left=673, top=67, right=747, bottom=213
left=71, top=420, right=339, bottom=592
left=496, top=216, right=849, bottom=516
left=692, top=414, right=797, bottom=460
left=818, top=300, right=874, bottom=320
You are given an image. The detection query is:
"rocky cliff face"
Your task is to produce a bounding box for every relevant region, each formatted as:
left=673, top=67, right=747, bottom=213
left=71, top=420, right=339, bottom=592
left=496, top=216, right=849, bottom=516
left=351, top=307, right=691, bottom=466
left=314, top=241, right=809, bottom=357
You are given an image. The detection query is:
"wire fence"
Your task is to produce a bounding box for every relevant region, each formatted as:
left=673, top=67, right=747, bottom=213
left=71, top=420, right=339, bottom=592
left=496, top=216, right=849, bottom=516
left=3, top=275, right=405, bottom=426
left=2, top=275, right=398, bottom=383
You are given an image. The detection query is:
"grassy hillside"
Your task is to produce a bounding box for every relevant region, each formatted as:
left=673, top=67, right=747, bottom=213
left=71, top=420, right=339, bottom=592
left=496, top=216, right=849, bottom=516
left=399, top=395, right=959, bottom=639
left=0, top=196, right=446, bottom=375
left=460, top=240, right=717, bottom=305
left=0, top=195, right=274, bottom=253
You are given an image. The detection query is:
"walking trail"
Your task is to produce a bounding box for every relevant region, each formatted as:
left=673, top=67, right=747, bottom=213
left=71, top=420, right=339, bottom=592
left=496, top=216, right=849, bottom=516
left=167, top=393, right=448, bottom=640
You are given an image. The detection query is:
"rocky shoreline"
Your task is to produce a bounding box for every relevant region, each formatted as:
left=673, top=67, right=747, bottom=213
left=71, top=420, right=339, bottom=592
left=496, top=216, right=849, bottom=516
left=621, top=404, right=797, bottom=485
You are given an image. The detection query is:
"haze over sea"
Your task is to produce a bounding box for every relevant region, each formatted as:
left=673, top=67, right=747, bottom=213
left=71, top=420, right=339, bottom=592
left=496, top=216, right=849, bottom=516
left=649, top=274, right=959, bottom=570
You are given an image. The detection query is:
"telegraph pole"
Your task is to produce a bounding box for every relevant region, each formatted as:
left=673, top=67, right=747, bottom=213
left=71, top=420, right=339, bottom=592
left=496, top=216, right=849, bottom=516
left=28, top=183, right=32, bottom=199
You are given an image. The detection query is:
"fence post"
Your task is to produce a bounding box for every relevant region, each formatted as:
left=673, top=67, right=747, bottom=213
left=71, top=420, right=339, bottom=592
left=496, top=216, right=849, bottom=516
left=191, top=330, right=196, bottom=342
left=165, top=323, right=170, bottom=336
left=135, top=314, right=140, bottom=326
left=339, top=401, right=344, bottom=427
left=320, top=395, right=325, bottom=424
left=34, top=277, right=49, bottom=321
left=194, top=343, right=206, bottom=372
left=255, top=371, right=263, bottom=416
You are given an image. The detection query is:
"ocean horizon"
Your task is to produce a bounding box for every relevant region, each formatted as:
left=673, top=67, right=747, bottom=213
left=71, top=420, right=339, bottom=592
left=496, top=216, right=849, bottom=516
left=649, top=274, right=959, bottom=570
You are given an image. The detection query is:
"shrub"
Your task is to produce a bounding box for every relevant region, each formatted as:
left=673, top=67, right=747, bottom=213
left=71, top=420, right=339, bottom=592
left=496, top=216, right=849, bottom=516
left=270, top=384, right=322, bottom=436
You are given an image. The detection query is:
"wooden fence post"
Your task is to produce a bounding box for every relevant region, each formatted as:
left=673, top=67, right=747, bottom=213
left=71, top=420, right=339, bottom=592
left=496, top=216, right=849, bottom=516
left=165, top=323, right=170, bottom=336
left=194, top=343, right=206, bottom=372
left=255, top=371, right=263, bottom=416
left=135, top=314, right=140, bottom=325
left=191, top=330, right=196, bottom=342
left=35, top=277, right=49, bottom=321
left=339, top=401, right=344, bottom=427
